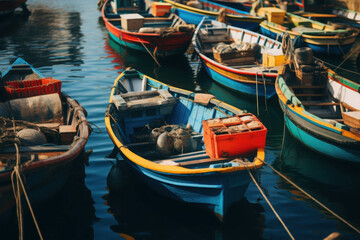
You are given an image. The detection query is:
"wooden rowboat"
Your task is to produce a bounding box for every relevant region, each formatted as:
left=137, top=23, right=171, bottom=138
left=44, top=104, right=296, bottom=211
left=105, top=68, right=266, bottom=218
left=0, top=0, right=26, bottom=16
left=193, top=17, right=282, bottom=99
left=101, top=0, right=194, bottom=57
left=163, top=0, right=263, bottom=30
left=259, top=12, right=359, bottom=55
left=0, top=58, right=90, bottom=220
left=275, top=61, right=360, bottom=162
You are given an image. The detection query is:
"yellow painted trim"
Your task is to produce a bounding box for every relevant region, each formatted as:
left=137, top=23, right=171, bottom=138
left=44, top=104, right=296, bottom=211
left=119, top=233, right=135, bottom=240
left=105, top=72, right=265, bottom=175
left=164, top=0, right=262, bottom=22
left=205, top=61, right=275, bottom=85
left=260, top=22, right=357, bottom=46
left=275, top=66, right=360, bottom=141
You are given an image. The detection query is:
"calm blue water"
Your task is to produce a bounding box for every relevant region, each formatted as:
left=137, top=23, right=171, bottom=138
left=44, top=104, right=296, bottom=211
left=1, top=1, right=360, bottom=239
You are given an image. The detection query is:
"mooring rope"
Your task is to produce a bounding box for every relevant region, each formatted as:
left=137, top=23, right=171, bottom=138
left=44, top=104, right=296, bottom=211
left=255, top=73, right=259, bottom=116
left=246, top=166, right=295, bottom=240
left=261, top=71, right=268, bottom=112
left=258, top=159, right=360, bottom=235
left=11, top=143, right=23, bottom=240
left=137, top=38, right=161, bottom=67
left=280, top=113, right=287, bottom=159
left=11, top=143, right=44, bottom=240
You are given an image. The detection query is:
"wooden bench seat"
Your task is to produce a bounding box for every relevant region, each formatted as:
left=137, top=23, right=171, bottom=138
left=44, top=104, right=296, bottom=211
left=302, top=101, right=340, bottom=106
left=296, top=93, right=327, bottom=97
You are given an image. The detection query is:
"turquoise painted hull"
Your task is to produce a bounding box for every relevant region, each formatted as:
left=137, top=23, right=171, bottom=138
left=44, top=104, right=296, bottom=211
left=280, top=101, right=360, bottom=163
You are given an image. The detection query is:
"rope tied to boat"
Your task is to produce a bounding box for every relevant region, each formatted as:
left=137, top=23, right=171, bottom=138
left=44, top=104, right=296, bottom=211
left=245, top=165, right=295, bottom=240
left=137, top=37, right=161, bottom=67
left=257, top=157, right=360, bottom=235
left=261, top=71, right=268, bottom=112
left=11, top=143, right=44, bottom=240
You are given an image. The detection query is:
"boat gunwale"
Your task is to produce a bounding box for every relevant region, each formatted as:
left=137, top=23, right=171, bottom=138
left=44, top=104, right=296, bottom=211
left=163, top=0, right=263, bottom=22
left=260, top=21, right=359, bottom=43
left=275, top=63, right=360, bottom=142
left=105, top=70, right=265, bottom=175
left=101, top=0, right=192, bottom=39
left=0, top=61, right=90, bottom=180
left=193, top=18, right=280, bottom=79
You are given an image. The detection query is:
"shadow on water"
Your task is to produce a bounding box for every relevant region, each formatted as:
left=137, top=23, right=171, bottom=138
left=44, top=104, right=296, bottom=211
left=104, top=161, right=266, bottom=240
left=2, top=152, right=97, bottom=240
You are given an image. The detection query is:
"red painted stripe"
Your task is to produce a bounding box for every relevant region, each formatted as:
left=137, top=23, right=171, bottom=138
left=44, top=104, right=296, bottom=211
left=199, top=53, right=278, bottom=78
left=101, top=1, right=192, bottom=52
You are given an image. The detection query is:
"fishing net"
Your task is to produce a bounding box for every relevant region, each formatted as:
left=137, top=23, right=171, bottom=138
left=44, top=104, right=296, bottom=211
left=0, top=117, right=61, bottom=150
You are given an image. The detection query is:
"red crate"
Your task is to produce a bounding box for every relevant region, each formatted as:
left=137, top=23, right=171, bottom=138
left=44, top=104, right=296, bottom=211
left=203, top=114, right=267, bottom=158
left=5, top=77, right=62, bottom=99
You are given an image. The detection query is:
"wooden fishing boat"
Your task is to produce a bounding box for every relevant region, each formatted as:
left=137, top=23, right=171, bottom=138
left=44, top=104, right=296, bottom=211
left=275, top=58, right=360, bottom=163
left=105, top=68, right=266, bottom=218
left=193, top=17, right=282, bottom=99
left=0, top=0, right=26, bottom=16
left=163, top=0, right=263, bottom=30
left=0, top=58, right=90, bottom=220
left=101, top=0, right=195, bottom=57
left=259, top=11, right=359, bottom=55
left=210, top=0, right=253, bottom=13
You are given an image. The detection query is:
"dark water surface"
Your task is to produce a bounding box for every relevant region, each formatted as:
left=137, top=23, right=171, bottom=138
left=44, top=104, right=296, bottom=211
left=1, top=1, right=360, bottom=239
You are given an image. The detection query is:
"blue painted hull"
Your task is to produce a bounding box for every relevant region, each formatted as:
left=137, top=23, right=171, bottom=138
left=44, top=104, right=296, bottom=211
left=202, top=62, right=276, bottom=99
left=126, top=159, right=255, bottom=217
left=280, top=101, right=360, bottom=163
left=174, top=8, right=259, bottom=30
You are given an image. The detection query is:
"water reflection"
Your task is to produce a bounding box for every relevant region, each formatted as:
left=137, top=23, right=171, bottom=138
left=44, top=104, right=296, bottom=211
left=0, top=6, right=83, bottom=67
left=105, top=168, right=266, bottom=240
left=105, top=37, right=197, bottom=91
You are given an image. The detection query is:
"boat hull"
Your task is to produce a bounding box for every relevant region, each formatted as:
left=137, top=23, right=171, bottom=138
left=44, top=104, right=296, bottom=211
left=107, top=30, right=192, bottom=57
left=260, top=22, right=358, bottom=55
left=279, top=100, right=360, bottom=163
left=125, top=156, right=255, bottom=217
left=102, top=0, right=193, bottom=57
left=174, top=7, right=259, bottom=30
left=164, top=0, right=262, bottom=30
left=0, top=159, right=75, bottom=221
left=201, top=56, right=276, bottom=99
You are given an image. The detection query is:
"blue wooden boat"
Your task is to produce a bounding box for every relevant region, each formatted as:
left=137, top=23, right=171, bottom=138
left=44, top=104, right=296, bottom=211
left=105, top=68, right=266, bottom=218
left=275, top=61, right=360, bottom=163
left=0, top=58, right=90, bottom=220
left=163, top=0, right=263, bottom=30
left=211, top=0, right=253, bottom=12
left=259, top=12, right=359, bottom=55
left=193, top=17, right=282, bottom=99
